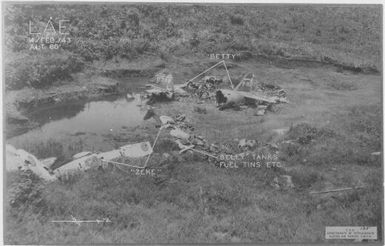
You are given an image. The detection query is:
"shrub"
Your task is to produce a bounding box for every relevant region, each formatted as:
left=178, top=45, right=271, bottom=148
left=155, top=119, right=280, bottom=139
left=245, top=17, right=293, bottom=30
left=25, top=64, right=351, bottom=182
left=230, top=14, right=244, bottom=25
left=5, top=51, right=84, bottom=89
left=285, top=123, right=336, bottom=145
left=193, top=106, right=207, bottom=114
left=281, top=105, right=381, bottom=167
left=288, top=169, right=323, bottom=190
left=7, top=171, right=46, bottom=215
left=280, top=123, right=341, bottom=165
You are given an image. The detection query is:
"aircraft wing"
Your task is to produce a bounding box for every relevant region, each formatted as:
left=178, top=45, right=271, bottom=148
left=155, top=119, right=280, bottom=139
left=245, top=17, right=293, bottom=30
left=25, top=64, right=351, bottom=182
left=145, top=84, right=166, bottom=94
left=146, top=83, right=188, bottom=95
left=174, top=84, right=188, bottom=95
left=235, top=90, right=278, bottom=104
left=40, top=157, right=57, bottom=168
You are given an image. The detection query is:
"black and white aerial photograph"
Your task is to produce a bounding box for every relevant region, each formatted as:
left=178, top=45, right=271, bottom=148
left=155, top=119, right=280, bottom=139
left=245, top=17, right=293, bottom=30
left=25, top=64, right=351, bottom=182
left=2, top=2, right=383, bottom=244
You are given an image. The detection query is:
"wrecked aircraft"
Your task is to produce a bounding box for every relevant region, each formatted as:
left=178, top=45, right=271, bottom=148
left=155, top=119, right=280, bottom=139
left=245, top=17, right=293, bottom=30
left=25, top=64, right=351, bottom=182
left=143, top=108, right=218, bottom=160
left=184, top=75, right=224, bottom=99
left=143, top=107, right=176, bottom=127
left=144, top=79, right=189, bottom=104
left=56, top=141, right=153, bottom=178
left=54, top=153, right=102, bottom=179
left=143, top=59, right=289, bottom=119
left=145, top=85, right=174, bottom=104
left=215, top=89, right=278, bottom=110
left=6, top=144, right=57, bottom=181
left=152, top=69, right=174, bottom=86
left=144, top=70, right=176, bottom=104
left=145, top=60, right=288, bottom=115
left=234, top=72, right=257, bottom=91
left=216, top=72, right=288, bottom=111
left=6, top=141, right=154, bottom=181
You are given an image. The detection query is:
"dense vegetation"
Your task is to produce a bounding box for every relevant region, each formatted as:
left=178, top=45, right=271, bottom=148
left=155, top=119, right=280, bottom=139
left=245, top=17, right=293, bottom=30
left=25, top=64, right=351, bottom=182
left=4, top=3, right=382, bottom=244
left=281, top=105, right=382, bottom=167
left=4, top=4, right=381, bottom=89
left=5, top=51, right=83, bottom=89
left=6, top=107, right=383, bottom=243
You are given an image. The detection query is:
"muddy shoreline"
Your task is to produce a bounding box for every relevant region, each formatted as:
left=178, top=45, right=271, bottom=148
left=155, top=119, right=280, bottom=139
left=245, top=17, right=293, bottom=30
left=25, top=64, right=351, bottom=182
left=6, top=90, right=121, bottom=139
left=5, top=54, right=379, bottom=139
left=6, top=73, right=151, bottom=139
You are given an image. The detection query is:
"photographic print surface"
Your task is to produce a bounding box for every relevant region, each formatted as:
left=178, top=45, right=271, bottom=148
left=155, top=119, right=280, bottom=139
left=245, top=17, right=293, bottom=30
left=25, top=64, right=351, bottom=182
left=2, top=2, right=383, bottom=244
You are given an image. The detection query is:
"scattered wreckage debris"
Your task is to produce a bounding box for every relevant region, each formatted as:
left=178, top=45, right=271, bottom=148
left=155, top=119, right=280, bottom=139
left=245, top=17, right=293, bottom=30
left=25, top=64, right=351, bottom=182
left=145, top=85, right=175, bottom=104
left=144, top=70, right=177, bottom=104
left=7, top=74, right=288, bottom=182
left=272, top=175, right=295, bottom=190
left=144, top=108, right=193, bottom=130
left=6, top=144, right=57, bottom=181
left=216, top=72, right=288, bottom=111
left=7, top=118, right=283, bottom=183
left=183, top=75, right=224, bottom=100
left=144, top=81, right=189, bottom=105
left=181, top=60, right=235, bottom=101
left=234, top=72, right=256, bottom=91
left=257, top=82, right=287, bottom=99
left=237, top=138, right=258, bottom=150
left=143, top=109, right=219, bottom=161
left=144, top=61, right=288, bottom=118
left=143, top=109, right=284, bottom=167
left=234, top=74, right=287, bottom=99
left=144, top=61, right=233, bottom=104
left=216, top=89, right=276, bottom=110
left=254, top=105, right=267, bottom=116
left=6, top=141, right=154, bottom=181
left=152, top=69, right=174, bottom=85
left=185, top=60, right=234, bottom=89
left=187, top=76, right=222, bottom=99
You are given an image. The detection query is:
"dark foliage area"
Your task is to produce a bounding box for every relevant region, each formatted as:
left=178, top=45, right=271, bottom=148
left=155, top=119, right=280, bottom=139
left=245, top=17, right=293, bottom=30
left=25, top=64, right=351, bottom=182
left=280, top=105, right=382, bottom=167
left=5, top=51, right=83, bottom=89
left=3, top=4, right=381, bottom=90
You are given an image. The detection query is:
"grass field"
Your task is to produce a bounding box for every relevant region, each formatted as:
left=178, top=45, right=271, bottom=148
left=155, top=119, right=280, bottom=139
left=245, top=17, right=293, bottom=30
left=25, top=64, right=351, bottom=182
left=4, top=3, right=383, bottom=244
left=5, top=56, right=382, bottom=243
left=3, top=4, right=381, bottom=90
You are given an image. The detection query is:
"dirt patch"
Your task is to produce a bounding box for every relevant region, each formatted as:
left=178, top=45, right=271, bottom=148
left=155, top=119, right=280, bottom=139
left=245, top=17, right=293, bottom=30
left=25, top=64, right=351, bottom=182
left=89, top=55, right=166, bottom=78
